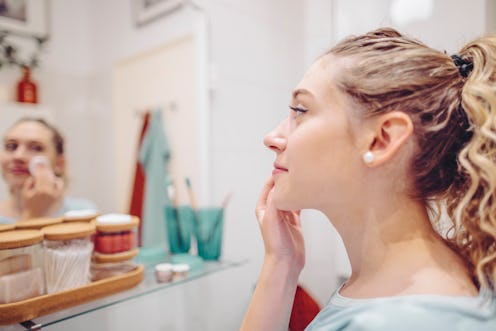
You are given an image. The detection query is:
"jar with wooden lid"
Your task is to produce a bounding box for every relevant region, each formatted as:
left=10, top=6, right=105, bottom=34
left=0, top=224, right=15, bottom=232
left=42, top=222, right=96, bottom=293
left=0, top=229, right=45, bottom=303
left=63, top=209, right=99, bottom=223
left=94, top=214, right=139, bottom=255
left=91, top=248, right=139, bottom=281
left=16, top=217, right=63, bottom=230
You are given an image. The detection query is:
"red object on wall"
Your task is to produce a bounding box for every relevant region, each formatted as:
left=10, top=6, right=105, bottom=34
left=289, top=285, right=321, bottom=331
left=16, top=67, right=38, bottom=104
left=129, top=111, right=151, bottom=246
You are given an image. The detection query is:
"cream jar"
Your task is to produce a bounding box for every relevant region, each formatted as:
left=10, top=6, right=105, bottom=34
left=63, top=209, right=99, bottom=223
left=155, top=263, right=173, bottom=283
left=94, top=214, right=139, bottom=255
left=171, top=263, right=190, bottom=280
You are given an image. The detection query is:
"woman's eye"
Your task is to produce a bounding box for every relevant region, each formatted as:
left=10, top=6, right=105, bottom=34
left=4, top=142, right=17, bottom=152
left=29, top=144, right=44, bottom=153
left=289, top=105, right=308, bottom=118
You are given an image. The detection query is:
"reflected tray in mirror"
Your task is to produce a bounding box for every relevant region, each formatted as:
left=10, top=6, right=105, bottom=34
left=0, top=264, right=144, bottom=325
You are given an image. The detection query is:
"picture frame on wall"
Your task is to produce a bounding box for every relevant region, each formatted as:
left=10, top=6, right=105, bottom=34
left=134, top=0, right=184, bottom=27
left=0, top=0, right=50, bottom=38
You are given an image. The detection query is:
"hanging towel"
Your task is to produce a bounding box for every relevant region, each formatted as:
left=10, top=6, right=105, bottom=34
left=129, top=111, right=151, bottom=247
left=139, top=109, right=171, bottom=252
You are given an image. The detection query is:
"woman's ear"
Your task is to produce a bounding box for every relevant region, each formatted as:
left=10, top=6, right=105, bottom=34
left=364, top=111, right=413, bottom=167
left=53, top=155, right=65, bottom=177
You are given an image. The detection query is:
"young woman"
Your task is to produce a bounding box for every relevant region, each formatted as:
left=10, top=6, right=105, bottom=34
left=0, top=117, right=96, bottom=223
left=241, top=28, right=496, bottom=330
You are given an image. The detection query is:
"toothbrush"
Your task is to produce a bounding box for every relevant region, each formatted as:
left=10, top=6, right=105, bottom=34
left=185, top=177, right=198, bottom=212
left=166, top=178, right=183, bottom=249
left=206, top=191, right=233, bottom=243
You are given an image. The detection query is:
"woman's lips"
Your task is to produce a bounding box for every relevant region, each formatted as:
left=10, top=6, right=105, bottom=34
left=272, top=163, right=288, bottom=175
left=10, top=167, right=29, bottom=175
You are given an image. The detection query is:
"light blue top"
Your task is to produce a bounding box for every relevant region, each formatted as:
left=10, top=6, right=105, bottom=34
left=0, top=197, right=97, bottom=224
left=305, top=286, right=496, bottom=331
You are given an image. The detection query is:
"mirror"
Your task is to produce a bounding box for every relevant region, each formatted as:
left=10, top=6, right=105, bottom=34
left=0, top=2, right=210, bottom=216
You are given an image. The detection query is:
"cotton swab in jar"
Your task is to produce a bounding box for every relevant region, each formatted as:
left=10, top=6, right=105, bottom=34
left=44, top=239, right=93, bottom=293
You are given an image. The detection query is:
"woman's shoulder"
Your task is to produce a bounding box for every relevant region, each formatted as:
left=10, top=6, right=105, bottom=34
left=0, top=215, right=15, bottom=224
left=0, top=200, right=15, bottom=224
left=306, top=292, right=496, bottom=331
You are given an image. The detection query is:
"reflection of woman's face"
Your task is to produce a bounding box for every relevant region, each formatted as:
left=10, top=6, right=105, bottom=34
left=0, top=121, right=58, bottom=190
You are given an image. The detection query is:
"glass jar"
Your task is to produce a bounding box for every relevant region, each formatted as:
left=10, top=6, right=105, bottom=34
left=91, top=248, right=138, bottom=281
left=63, top=209, right=99, bottom=223
left=94, top=214, right=139, bottom=255
left=16, top=217, right=63, bottom=230
left=0, top=229, right=45, bottom=303
left=42, top=222, right=96, bottom=294
left=0, top=224, right=15, bottom=232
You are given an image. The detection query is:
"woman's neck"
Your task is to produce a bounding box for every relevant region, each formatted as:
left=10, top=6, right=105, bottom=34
left=325, top=196, right=478, bottom=298
left=3, top=188, right=23, bottom=217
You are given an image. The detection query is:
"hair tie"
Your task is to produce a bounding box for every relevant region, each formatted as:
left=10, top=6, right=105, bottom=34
left=451, top=54, right=473, bottom=78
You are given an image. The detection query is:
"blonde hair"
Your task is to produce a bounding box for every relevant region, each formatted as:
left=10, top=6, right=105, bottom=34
left=328, top=28, right=496, bottom=290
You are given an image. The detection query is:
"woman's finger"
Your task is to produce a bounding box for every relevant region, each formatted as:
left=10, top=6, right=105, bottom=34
left=255, top=176, right=275, bottom=221
left=53, top=177, right=65, bottom=196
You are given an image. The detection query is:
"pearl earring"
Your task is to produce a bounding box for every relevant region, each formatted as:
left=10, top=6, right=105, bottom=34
left=362, top=151, right=374, bottom=164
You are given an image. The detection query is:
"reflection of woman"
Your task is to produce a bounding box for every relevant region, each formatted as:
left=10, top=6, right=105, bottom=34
left=241, top=28, right=496, bottom=330
left=0, top=117, right=96, bottom=224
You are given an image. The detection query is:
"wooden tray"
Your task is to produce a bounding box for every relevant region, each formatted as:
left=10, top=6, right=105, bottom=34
left=0, top=264, right=144, bottom=325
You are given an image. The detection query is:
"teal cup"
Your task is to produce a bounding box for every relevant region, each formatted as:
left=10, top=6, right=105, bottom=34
left=194, top=207, right=224, bottom=260
left=165, top=205, right=195, bottom=254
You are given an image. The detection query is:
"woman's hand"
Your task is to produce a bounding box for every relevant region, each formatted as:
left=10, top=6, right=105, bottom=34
left=256, top=176, right=305, bottom=273
left=21, top=161, right=64, bottom=219
left=240, top=177, right=305, bottom=331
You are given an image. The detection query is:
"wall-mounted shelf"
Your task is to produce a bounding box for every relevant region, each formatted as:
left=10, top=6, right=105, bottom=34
left=0, top=102, right=53, bottom=118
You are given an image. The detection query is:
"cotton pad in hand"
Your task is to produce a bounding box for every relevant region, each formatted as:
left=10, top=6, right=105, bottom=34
left=28, top=156, right=51, bottom=175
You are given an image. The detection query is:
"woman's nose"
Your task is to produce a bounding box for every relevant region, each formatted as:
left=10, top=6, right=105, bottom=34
left=12, top=146, right=27, bottom=159
left=263, top=119, right=287, bottom=152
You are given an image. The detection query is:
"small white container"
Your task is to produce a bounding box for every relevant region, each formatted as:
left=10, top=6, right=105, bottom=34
left=171, top=264, right=190, bottom=280
left=155, top=263, right=173, bottom=283
left=63, top=209, right=99, bottom=223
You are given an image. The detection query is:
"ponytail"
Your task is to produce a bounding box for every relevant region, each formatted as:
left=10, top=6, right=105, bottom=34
left=445, top=34, right=496, bottom=291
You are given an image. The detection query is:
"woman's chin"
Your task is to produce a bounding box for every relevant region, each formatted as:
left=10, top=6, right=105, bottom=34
left=272, top=195, right=300, bottom=211
left=6, top=179, right=26, bottom=190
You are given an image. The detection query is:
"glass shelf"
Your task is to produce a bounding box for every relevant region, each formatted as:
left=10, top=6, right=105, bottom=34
left=5, top=258, right=247, bottom=331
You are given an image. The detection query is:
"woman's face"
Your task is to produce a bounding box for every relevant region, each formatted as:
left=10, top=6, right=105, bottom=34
left=264, top=56, right=365, bottom=211
left=1, top=121, right=60, bottom=190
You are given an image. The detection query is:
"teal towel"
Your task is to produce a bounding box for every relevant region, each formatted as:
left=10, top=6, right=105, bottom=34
left=139, top=109, right=171, bottom=249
